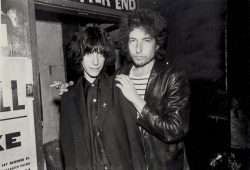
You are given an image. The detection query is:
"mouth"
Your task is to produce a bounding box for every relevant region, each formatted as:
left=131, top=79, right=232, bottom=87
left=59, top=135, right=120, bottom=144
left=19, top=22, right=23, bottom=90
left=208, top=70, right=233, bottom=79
left=134, top=56, right=145, bottom=61
left=134, top=56, right=144, bottom=59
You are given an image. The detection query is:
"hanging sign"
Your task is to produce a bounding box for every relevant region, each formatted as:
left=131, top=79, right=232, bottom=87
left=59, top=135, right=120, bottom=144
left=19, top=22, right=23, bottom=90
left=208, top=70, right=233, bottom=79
left=0, top=57, right=37, bottom=170
left=78, top=0, right=137, bottom=11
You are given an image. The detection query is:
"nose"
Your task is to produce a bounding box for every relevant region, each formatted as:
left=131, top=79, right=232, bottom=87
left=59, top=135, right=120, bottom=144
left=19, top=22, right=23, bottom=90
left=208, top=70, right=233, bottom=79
left=136, top=41, right=142, bottom=54
left=92, top=54, right=99, bottom=66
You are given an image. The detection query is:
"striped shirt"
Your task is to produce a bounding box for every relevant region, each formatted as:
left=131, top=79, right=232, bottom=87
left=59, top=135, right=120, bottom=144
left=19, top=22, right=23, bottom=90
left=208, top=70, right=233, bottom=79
left=129, top=71, right=150, bottom=119
left=129, top=72, right=150, bottom=99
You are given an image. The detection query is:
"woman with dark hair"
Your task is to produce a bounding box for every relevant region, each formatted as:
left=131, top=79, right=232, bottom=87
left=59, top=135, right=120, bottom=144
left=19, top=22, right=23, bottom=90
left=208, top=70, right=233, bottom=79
left=60, top=26, right=133, bottom=170
left=66, top=26, right=116, bottom=80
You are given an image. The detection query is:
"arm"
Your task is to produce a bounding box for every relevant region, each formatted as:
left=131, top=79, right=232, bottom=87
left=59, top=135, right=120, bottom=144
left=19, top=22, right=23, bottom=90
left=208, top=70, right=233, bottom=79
left=115, top=72, right=190, bottom=143
left=137, top=72, right=190, bottom=143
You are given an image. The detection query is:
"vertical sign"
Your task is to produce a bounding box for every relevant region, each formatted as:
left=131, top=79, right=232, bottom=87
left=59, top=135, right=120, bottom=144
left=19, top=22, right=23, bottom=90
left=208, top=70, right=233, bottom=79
left=0, top=57, right=37, bottom=170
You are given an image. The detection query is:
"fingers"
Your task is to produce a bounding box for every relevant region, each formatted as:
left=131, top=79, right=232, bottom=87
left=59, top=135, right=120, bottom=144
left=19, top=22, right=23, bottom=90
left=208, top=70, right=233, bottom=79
left=51, top=80, right=75, bottom=96
left=51, top=81, right=74, bottom=89
left=58, top=88, right=68, bottom=96
left=123, top=75, right=132, bottom=84
left=50, top=81, right=63, bottom=88
left=58, top=82, right=71, bottom=95
left=115, top=75, right=127, bottom=92
left=115, top=83, right=123, bottom=90
left=116, top=81, right=128, bottom=98
left=60, top=83, right=70, bottom=89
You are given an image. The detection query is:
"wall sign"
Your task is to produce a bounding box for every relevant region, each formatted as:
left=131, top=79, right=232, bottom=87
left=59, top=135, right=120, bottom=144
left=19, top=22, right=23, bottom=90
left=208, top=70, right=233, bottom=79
left=0, top=57, right=37, bottom=170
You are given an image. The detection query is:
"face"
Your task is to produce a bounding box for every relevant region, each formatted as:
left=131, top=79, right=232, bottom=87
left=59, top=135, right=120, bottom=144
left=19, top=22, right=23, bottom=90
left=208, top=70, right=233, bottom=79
left=82, top=52, right=105, bottom=83
left=128, top=27, right=159, bottom=67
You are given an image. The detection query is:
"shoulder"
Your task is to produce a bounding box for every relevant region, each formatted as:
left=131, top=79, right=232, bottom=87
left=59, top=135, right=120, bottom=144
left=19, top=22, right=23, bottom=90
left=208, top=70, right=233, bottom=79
left=157, top=61, right=187, bottom=79
left=61, top=77, right=83, bottom=99
left=115, top=63, right=133, bottom=75
left=100, top=73, right=113, bottom=89
left=154, top=61, right=189, bottom=90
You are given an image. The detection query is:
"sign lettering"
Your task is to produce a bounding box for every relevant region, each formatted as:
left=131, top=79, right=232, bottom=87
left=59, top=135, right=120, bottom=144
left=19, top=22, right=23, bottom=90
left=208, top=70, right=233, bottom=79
left=79, top=0, right=137, bottom=11
left=0, top=132, right=21, bottom=151
left=0, top=81, right=25, bottom=112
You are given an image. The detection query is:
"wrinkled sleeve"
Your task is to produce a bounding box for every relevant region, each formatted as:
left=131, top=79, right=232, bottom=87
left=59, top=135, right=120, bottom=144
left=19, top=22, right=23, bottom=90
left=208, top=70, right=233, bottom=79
left=137, top=71, right=190, bottom=143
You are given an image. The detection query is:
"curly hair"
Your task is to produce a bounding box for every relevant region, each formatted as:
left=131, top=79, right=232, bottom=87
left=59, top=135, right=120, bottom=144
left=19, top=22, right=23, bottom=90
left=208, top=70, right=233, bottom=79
left=67, top=26, right=116, bottom=74
left=119, top=9, right=168, bottom=60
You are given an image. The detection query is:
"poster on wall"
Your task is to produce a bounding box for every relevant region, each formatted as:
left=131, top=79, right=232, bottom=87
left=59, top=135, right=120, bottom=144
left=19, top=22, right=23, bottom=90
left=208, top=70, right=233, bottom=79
left=0, top=57, right=37, bottom=170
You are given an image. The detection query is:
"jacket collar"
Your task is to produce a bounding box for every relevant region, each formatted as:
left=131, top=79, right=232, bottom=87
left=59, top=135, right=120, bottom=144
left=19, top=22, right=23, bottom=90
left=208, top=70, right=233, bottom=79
left=151, top=59, right=169, bottom=75
left=80, top=72, right=112, bottom=91
left=119, top=59, right=169, bottom=102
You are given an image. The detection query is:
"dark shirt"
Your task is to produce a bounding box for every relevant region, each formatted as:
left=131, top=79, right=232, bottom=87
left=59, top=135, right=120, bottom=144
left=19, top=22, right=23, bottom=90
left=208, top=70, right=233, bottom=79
left=83, top=77, right=110, bottom=170
left=61, top=72, right=134, bottom=170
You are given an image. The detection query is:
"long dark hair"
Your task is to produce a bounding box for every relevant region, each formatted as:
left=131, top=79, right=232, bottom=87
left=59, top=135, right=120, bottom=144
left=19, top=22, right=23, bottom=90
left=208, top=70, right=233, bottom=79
left=67, top=26, right=116, bottom=74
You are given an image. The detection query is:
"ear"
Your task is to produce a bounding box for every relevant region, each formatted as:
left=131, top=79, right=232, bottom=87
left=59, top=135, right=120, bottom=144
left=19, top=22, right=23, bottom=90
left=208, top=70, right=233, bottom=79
left=156, top=45, right=160, bottom=51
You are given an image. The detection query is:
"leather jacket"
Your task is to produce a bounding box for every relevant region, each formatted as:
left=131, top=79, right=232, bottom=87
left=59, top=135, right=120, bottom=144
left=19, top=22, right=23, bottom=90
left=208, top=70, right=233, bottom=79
left=114, top=59, right=190, bottom=170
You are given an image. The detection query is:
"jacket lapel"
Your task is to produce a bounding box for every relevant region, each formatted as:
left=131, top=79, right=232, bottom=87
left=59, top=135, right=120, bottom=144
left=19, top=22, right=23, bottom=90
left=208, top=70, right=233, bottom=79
left=144, top=60, right=166, bottom=102
left=72, top=77, right=92, bottom=155
left=93, top=73, right=113, bottom=127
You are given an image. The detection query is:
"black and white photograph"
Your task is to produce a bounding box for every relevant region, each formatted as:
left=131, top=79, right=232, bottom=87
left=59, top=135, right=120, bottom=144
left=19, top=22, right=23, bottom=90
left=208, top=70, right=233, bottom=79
left=0, top=0, right=249, bottom=170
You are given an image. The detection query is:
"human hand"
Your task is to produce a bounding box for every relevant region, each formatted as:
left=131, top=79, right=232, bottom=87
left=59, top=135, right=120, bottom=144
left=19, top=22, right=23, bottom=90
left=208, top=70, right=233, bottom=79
left=50, top=81, right=74, bottom=95
left=115, top=74, right=138, bottom=102
left=115, top=74, right=146, bottom=113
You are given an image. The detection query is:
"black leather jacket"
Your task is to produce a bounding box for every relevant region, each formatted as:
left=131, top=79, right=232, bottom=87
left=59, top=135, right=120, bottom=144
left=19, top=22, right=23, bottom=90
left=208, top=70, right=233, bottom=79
left=114, top=59, right=190, bottom=170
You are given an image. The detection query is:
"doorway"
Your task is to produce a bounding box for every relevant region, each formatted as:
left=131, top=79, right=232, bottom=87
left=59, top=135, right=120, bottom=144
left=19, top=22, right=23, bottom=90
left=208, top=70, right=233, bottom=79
left=35, top=7, right=120, bottom=169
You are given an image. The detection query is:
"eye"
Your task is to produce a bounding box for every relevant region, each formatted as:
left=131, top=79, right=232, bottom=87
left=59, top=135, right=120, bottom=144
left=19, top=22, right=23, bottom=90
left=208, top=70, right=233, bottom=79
left=144, top=39, right=151, bottom=43
left=129, top=39, right=136, bottom=43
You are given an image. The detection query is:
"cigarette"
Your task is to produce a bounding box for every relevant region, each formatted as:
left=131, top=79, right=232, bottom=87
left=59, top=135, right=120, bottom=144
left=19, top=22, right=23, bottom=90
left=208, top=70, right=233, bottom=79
left=50, top=82, right=61, bottom=87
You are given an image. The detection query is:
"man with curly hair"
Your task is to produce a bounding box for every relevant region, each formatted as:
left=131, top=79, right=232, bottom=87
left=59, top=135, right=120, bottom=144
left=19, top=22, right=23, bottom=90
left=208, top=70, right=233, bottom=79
left=60, top=26, right=133, bottom=170
left=114, top=9, right=190, bottom=170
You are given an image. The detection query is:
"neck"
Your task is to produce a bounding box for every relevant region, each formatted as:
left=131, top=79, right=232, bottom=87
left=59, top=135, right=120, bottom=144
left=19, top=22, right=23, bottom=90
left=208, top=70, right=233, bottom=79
left=131, top=59, right=155, bottom=77
left=84, top=73, right=96, bottom=84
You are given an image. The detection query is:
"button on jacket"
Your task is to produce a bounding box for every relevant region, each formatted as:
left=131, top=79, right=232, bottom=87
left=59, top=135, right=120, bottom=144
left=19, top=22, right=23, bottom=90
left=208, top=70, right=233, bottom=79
left=114, top=59, right=190, bottom=170
left=60, top=73, right=133, bottom=170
